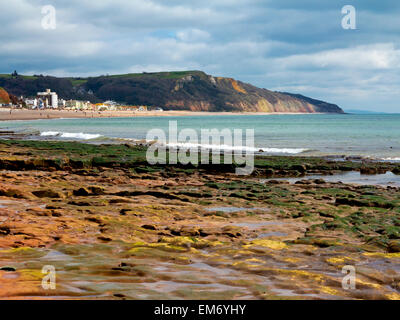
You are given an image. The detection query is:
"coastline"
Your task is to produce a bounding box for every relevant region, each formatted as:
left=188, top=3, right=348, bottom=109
left=0, top=139, right=399, bottom=299
left=0, top=108, right=326, bottom=121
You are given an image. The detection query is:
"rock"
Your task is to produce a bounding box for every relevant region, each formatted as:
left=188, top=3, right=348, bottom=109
left=32, top=189, right=64, bottom=198
left=388, top=240, right=400, bottom=253
left=26, top=207, right=51, bottom=216
left=97, top=236, right=112, bottom=242
left=295, top=180, right=311, bottom=185
left=141, top=224, right=157, bottom=230
left=176, top=226, right=200, bottom=237
left=392, top=167, right=400, bottom=175
left=222, top=226, right=242, bottom=238
left=51, top=211, right=62, bottom=217
left=73, top=187, right=90, bottom=196
left=0, top=188, right=33, bottom=199
left=85, top=217, right=102, bottom=224
left=68, top=201, right=91, bottom=206
left=360, top=167, right=377, bottom=175
left=109, top=198, right=132, bottom=204
left=0, top=266, right=16, bottom=272
left=291, top=238, right=341, bottom=247
left=291, top=164, right=307, bottom=173
left=268, top=180, right=282, bottom=184
left=73, top=186, right=105, bottom=196
left=264, top=169, right=274, bottom=176
left=313, top=179, right=326, bottom=184
left=335, top=197, right=394, bottom=209
left=88, top=186, right=105, bottom=195
left=119, top=209, right=130, bottom=215
left=0, top=225, right=11, bottom=235
left=45, top=205, right=62, bottom=210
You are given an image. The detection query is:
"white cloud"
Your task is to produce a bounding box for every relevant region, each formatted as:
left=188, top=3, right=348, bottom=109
left=1, top=0, right=400, bottom=111
left=176, top=29, right=210, bottom=42
left=276, top=43, right=400, bottom=70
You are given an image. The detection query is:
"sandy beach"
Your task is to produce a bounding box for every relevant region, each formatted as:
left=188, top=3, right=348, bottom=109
left=0, top=108, right=320, bottom=121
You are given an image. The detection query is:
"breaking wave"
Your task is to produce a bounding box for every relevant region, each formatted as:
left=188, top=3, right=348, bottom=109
left=161, top=142, right=308, bottom=154
left=37, top=131, right=309, bottom=154
left=40, top=131, right=102, bottom=140
left=381, top=157, right=400, bottom=162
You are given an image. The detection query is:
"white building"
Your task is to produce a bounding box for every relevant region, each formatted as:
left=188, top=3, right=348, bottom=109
left=25, top=98, right=38, bottom=109
left=58, top=99, right=66, bottom=108
left=37, top=89, right=58, bottom=108
left=103, top=100, right=118, bottom=106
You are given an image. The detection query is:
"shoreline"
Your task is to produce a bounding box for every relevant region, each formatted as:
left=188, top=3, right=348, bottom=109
left=0, top=139, right=399, bottom=299
left=0, top=108, right=329, bottom=121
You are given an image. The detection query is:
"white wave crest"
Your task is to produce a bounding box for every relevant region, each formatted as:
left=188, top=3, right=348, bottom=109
left=160, top=142, right=308, bottom=154
left=40, top=131, right=102, bottom=140
left=40, top=131, right=59, bottom=136
left=381, top=157, right=400, bottom=161
left=259, top=147, right=309, bottom=154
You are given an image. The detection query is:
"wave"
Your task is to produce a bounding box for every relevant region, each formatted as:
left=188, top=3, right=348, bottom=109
left=159, top=142, right=308, bottom=154
left=40, top=131, right=102, bottom=140
left=36, top=130, right=308, bottom=154
left=381, top=157, right=400, bottom=161
left=259, top=147, right=309, bottom=154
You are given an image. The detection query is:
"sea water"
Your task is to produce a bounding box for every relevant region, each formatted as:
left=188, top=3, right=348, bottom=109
left=1, top=113, right=400, bottom=159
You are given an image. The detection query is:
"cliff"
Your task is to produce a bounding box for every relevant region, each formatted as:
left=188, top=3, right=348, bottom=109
left=0, top=71, right=344, bottom=113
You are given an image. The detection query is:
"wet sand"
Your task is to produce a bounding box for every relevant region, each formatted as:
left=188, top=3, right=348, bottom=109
left=0, top=108, right=321, bottom=121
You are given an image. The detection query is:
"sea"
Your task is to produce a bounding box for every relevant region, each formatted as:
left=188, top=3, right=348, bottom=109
left=1, top=113, right=400, bottom=161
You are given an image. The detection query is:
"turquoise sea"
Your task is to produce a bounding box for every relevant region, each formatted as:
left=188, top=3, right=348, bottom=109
left=1, top=114, right=400, bottom=159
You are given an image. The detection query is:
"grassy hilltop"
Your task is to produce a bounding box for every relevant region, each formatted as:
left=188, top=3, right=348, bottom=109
left=0, top=71, right=343, bottom=113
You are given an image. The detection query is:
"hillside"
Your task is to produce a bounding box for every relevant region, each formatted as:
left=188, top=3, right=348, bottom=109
left=0, top=71, right=344, bottom=113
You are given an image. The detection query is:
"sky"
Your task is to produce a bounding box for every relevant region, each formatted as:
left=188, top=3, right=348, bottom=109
left=1, top=0, right=400, bottom=112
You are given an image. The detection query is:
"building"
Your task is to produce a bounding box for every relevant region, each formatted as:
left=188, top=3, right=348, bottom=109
left=65, top=100, right=93, bottom=110
left=103, top=100, right=118, bottom=106
left=25, top=98, right=38, bottom=109
left=97, top=104, right=117, bottom=111
left=37, top=89, right=58, bottom=109
left=58, top=99, right=66, bottom=108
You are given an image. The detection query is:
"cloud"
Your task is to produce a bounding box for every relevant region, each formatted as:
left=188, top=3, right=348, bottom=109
left=1, top=0, right=400, bottom=111
left=176, top=29, right=210, bottom=42
left=276, top=43, right=400, bottom=70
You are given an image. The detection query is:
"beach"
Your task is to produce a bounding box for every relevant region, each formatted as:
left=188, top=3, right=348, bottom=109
left=1, top=115, right=400, bottom=299
left=0, top=108, right=321, bottom=121
left=0, top=139, right=399, bottom=299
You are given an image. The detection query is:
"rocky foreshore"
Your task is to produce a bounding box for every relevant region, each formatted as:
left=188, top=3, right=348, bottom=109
left=0, top=139, right=399, bottom=299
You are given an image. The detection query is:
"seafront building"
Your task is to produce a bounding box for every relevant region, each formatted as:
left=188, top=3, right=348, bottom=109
left=37, top=89, right=58, bottom=109
left=24, top=98, right=38, bottom=108
left=65, top=100, right=93, bottom=110
left=6, top=88, right=161, bottom=112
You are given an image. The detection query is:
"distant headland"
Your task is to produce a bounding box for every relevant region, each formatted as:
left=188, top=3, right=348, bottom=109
left=0, top=70, right=344, bottom=114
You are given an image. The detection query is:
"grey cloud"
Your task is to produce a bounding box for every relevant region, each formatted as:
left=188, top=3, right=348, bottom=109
left=0, top=0, right=399, bottom=111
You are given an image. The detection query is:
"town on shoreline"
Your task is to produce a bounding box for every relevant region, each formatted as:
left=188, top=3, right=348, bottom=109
left=0, top=87, right=164, bottom=113
left=0, top=87, right=328, bottom=121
